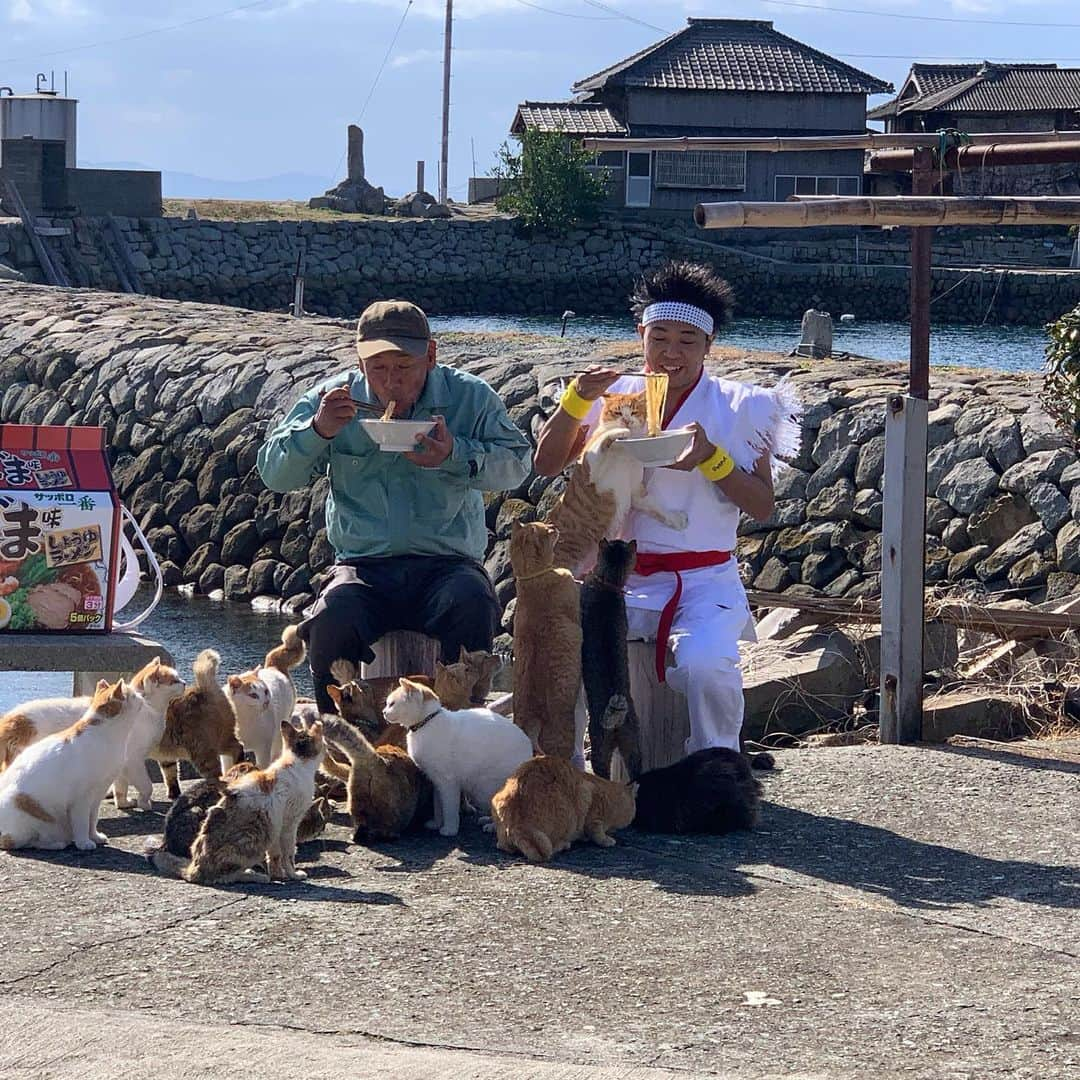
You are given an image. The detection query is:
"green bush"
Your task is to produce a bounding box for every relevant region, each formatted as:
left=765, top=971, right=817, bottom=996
left=1041, top=300, right=1080, bottom=446
left=494, top=128, right=608, bottom=232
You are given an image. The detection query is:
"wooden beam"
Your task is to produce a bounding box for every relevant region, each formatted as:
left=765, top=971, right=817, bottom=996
left=0, top=178, right=68, bottom=287
left=695, top=196, right=1080, bottom=230
left=869, top=140, right=1080, bottom=173
left=581, top=131, right=1078, bottom=154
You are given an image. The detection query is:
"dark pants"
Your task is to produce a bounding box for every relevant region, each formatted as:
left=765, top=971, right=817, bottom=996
left=298, top=555, right=499, bottom=713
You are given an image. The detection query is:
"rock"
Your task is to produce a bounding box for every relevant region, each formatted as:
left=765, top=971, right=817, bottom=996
left=800, top=549, right=848, bottom=589
left=857, top=621, right=959, bottom=679
left=999, top=448, right=1072, bottom=494
left=954, top=403, right=1004, bottom=439
left=851, top=489, right=882, bottom=529
left=224, top=564, right=252, bottom=601
left=183, top=542, right=222, bottom=581
left=1008, top=551, right=1052, bottom=589
left=966, top=494, right=1038, bottom=548
left=1018, top=411, right=1071, bottom=455
left=980, top=417, right=1024, bottom=472
left=754, top=557, right=793, bottom=593
left=925, top=542, right=951, bottom=583
left=974, top=522, right=1052, bottom=581
left=279, top=520, right=312, bottom=566
left=159, top=560, right=183, bottom=588
left=496, top=498, right=537, bottom=539
left=925, top=498, right=952, bottom=535
left=212, top=408, right=257, bottom=452
left=1045, top=571, right=1080, bottom=602
left=197, top=563, right=226, bottom=594
left=423, top=202, right=451, bottom=219
left=1070, top=485, right=1080, bottom=524
left=309, top=528, right=335, bottom=573
left=196, top=450, right=238, bottom=503
left=937, top=458, right=999, bottom=515
left=942, top=517, right=970, bottom=553
left=772, top=523, right=834, bottom=560
left=926, top=402, right=961, bottom=449
left=922, top=691, right=1030, bottom=742
left=221, top=521, right=260, bottom=565
left=500, top=597, right=517, bottom=633
left=485, top=540, right=513, bottom=584
left=1055, top=520, right=1080, bottom=574
left=805, top=478, right=854, bottom=521
left=948, top=546, right=990, bottom=580
left=926, top=435, right=984, bottom=495
left=495, top=575, right=516, bottom=607
left=1026, top=481, right=1070, bottom=531
left=178, top=504, right=216, bottom=550
left=211, top=492, right=259, bottom=540
left=822, top=569, right=861, bottom=597
left=247, top=559, right=280, bottom=595
left=854, top=436, right=885, bottom=491
left=163, top=479, right=199, bottom=524
left=806, top=446, right=858, bottom=498
left=283, top=591, right=314, bottom=616
left=1059, top=460, right=1080, bottom=494
left=145, top=525, right=187, bottom=564
left=774, top=467, right=809, bottom=502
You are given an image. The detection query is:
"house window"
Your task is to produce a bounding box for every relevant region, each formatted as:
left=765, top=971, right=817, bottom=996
left=654, top=150, right=746, bottom=190
left=775, top=175, right=861, bottom=201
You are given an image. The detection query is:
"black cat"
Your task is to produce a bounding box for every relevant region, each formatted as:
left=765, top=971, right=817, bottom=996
left=580, top=538, right=642, bottom=780
left=633, top=747, right=761, bottom=834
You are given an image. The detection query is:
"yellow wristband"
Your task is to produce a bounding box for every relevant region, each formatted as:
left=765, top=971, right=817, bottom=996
left=698, top=444, right=735, bottom=482
left=559, top=381, right=593, bottom=421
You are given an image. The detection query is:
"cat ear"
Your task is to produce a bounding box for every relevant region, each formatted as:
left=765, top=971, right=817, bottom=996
left=227, top=675, right=242, bottom=690
left=435, top=660, right=446, bottom=675
left=280, top=719, right=293, bottom=738
left=96, top=678, right=109, bottom=692
left=308, top=719, right=323, bottom=738
left=626, top=539, right=638, bottom=556
left=326, top=684, right=342, bottom=707
left=458, top=645, right=468, bottom=663
left=110, top=681, right=126, bottom=701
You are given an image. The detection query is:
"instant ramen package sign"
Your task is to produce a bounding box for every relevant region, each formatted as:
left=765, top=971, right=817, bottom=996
left=0, top=424, right=122, bottom=633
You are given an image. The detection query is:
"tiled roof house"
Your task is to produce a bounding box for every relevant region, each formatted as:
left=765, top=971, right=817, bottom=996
left=509, top=18, right=892, bottom=210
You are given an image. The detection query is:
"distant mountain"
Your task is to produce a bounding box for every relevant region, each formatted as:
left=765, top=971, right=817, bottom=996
left=80, top=161, right=330, bottom=201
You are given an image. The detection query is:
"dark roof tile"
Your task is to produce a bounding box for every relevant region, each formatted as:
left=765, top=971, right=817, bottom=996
left=512, top=102, right=627, bottom=135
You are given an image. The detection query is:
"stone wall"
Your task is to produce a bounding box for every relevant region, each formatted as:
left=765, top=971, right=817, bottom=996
left=2, top=283, right=1080, bottom=654
left=0, top=215, right=1077, bottom=326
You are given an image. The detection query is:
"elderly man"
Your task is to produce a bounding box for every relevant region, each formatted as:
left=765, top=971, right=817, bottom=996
left=259, top=299, right=531, bottom=712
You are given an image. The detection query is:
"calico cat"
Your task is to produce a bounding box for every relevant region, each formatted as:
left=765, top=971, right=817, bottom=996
left=151, top=719, right=325, bottom=885
left=0, top=680, right=140, bottom=851
left=384, top=678, right=533, bottom=838
left=491, top=755, right=637, bottom=862
left=156, top=649, right=246, bottom=800
left=319, top=716, right=431, bottom=842
left=112, top=658, right=187, bottom=809
left=226, top=626, right=305, bottom=767
left=633, top=748, right=761, bottom=834
left=580, top=538, right=642, bottom=780
left=546, top=391, right=688, bottom=575
left=154, top=761, right=257, bottom=861
left=510, top=521, right=582, bottom=760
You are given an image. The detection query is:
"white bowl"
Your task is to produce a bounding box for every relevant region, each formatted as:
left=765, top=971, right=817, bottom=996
left=617, top=426, right=695, bottom=467
left=357, top=418, right=437, bottom=452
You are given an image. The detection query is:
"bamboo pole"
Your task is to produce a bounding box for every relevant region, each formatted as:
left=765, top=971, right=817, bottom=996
left=695, top=196, right=1080, bottom=229
left=869, top=140, right=1080, bottom=172
left=582, top=131, right=1078, bottom=155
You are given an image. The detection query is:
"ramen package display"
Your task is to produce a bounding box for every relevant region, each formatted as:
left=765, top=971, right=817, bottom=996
left=0, top=424, right=122, bottom=633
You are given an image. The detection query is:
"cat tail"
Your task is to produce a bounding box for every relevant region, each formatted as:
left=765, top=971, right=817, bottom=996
left=192, top=649, right=222, bottom=693
left=515, top=828, right=554, bottom=863
left=150, top=848, right=192, bottom=879
left=265, top=625, right=306, bottom=674
left=319, top=753, right=351, bottom=782
left=320, top=716, right=376, bottom=766
left=582, top=425, right=631, bottom=467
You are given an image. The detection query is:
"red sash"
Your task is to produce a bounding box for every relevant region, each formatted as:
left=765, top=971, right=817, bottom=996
left=633, top=550, right=732, bottom=682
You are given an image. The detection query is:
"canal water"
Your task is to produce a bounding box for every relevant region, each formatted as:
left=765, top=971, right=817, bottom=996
left=431, top=314, right=1048, bottom=373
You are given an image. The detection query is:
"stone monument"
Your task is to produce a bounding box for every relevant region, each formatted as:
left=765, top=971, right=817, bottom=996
left=309, top=125, right=386, bottom=214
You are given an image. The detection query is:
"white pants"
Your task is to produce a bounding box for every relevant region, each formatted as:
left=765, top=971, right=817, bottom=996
left=626, top=563, right=753, bottom=756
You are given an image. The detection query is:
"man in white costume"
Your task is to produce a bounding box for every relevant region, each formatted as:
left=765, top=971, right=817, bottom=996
left=534, top=261, right=801, bottom=757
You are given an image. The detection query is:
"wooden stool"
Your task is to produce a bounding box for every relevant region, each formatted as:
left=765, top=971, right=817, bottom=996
left=361, top=630, right=439, bottom=680
left=0, top=631, right=175, bottom=695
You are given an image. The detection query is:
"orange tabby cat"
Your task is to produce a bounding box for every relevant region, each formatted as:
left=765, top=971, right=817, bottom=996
left=545, top=390, right=688, bottom=575
left=491, top=755, right=638, bottom=862
left=510, top=521, right=582, bottom=759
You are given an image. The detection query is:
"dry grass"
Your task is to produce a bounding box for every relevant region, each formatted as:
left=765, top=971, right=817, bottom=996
left=161, top=198, right=510, bottom=223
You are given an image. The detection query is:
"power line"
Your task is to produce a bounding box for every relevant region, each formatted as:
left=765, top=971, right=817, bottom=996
left=0, top=0, right=274, bottom=64
left=512, top=0, right=617, bottom=19
left=841, top=53, right=1080, bottom=62
left=763, top=0, right=1080, bottom=31
left=578, top=0, right=666, bottom=33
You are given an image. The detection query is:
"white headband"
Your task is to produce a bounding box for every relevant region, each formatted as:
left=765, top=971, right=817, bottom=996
left=641, top=301, right=714, bottom=336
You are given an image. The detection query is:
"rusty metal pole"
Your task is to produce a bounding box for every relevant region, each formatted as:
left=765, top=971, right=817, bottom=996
left=880, top=147, right=933, bottom=745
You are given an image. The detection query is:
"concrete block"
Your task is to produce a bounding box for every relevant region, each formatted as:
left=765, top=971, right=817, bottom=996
left=922, top=691, right=1031, bottom=743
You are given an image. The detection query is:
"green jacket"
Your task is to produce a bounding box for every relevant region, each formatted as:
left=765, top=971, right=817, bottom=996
left=258, top=366, right=532, bottom=562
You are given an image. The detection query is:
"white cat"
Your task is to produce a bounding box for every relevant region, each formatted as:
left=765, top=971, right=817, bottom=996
left=0, top=680, right=140, bottom=851
left=384, top=678, right=534, bottom=837
left=226, top=625, right=305, bottom=768
left=111, top=659, right=187, bottom=810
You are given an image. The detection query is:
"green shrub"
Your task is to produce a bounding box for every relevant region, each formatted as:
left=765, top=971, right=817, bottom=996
left=1041, top=300, right=1080, bottom=446
left=494, top=128, right=608, bottom=232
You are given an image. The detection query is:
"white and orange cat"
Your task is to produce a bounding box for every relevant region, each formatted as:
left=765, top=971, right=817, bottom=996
left=0, top=658, right=185, bottom=811
left=546, top=390, right=688, bottom=574
left=0, top=680, right=142, bottom=851
left=226, top=626, right=305, bottom=768
left=151, top=718, right=325, bottom=885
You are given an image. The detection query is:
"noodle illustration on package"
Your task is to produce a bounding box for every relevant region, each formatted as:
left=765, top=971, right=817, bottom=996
left=0, top=425, right=122, bottom=632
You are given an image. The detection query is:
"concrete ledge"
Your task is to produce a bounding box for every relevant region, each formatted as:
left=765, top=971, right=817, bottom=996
left=0, top=632, right=173, bottom=673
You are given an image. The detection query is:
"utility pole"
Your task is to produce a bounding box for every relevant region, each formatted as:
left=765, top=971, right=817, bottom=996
left=439, top=0, right=452, bottom=205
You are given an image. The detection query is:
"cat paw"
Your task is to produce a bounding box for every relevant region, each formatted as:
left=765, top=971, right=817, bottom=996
left=113, top=795, right=135, bottom=809
left=665, top=511, right=689, bottom=531
left=288, top=868, right=308, bottom=881
left=92, top=831, right=109, bottom=844
left=592, top=834, right=616, bottom=847
left=74, top=839, right=97, bottom=852
left=136, top=797, right=153, bottom=811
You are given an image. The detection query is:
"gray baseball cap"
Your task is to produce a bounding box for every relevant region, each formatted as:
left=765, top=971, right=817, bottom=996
left=355, top=299, right=431, bottom=361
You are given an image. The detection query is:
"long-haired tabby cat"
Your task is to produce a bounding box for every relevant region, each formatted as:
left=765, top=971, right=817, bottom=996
left=491, top=755, right=637, bottom=862
left=545, top=390, right=688, bottom=575
left=151, top=719, right=325, bottom=884
left=156, top=649, right=246, bottom=800
left=510, top=521, right=582, bottom=760
left=0, top=680, right=141, bottom=851
left=581, top=538, right=642, bottom=780
left=153, top=761, right=258, bottom=861
left=633, top=748, right=761, bottom=834
left=319, top=716, right=431, bottom=843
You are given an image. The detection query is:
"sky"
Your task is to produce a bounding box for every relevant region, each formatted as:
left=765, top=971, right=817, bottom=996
left=1, top=0, right=1078, bottom=200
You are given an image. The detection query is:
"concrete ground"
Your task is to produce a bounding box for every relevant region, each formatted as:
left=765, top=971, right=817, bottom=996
left=0, top=739, right=1077, bottom=1080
